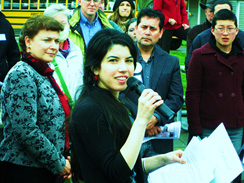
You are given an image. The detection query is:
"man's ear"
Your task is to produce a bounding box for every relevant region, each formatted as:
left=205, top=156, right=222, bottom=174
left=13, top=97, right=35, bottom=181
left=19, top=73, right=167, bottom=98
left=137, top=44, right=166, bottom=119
left=236, top=27, right=239, bottom=35
left=135, top=24, right=138, bottom=31
left=211, top=27, right=215, bottom=36
left=159, top=28, right=164, bottom=39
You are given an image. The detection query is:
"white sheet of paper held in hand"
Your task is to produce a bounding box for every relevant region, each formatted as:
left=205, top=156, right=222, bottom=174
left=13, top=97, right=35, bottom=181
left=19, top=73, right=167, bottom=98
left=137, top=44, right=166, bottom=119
left=208, top=123, right=243, bottom=183
left=148, top=123, right=243, bottom=183
left=148, top=136, right=215, bottom=183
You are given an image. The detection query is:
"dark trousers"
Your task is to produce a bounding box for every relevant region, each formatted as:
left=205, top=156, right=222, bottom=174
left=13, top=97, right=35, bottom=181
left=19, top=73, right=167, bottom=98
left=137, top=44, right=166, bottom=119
left=158, top=26, right=189, bottom=53
left=0, top=161, right=56, bottom=183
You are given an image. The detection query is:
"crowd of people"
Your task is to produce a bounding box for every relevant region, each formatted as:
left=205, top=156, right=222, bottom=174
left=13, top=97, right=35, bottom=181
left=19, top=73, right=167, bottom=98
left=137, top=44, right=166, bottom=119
left=0, top=0, right=244, bottom=182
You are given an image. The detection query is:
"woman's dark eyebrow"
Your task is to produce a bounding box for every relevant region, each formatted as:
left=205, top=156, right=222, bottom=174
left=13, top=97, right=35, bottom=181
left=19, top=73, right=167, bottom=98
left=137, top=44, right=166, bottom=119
left=106, top=56, right=133, bottom=59
left=106, top=56, right=119, bottom=59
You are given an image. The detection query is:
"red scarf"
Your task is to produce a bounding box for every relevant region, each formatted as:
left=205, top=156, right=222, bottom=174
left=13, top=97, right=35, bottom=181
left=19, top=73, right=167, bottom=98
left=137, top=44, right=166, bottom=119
left=21, top=51, right=71, bottom=152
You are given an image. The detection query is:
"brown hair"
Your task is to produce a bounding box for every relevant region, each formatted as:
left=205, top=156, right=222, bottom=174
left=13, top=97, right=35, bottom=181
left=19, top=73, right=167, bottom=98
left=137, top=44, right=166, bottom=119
left=19, top=15, right=64, bottom=51
left=109, top=7, right=135, bottom=31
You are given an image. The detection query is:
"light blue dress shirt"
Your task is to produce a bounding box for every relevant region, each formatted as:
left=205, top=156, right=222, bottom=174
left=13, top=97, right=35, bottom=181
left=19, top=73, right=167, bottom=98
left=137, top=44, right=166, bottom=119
left=79, top=10, right=102, bottom=48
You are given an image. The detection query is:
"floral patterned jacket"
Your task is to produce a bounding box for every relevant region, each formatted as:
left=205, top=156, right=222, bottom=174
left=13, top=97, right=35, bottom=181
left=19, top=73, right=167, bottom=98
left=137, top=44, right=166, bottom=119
left=0, top=61, right=66, bottom=175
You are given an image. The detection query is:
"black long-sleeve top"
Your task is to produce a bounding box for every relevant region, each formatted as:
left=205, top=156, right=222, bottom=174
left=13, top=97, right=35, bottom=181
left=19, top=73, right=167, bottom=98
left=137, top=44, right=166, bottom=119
left=70, top=96, right=144, bottom=183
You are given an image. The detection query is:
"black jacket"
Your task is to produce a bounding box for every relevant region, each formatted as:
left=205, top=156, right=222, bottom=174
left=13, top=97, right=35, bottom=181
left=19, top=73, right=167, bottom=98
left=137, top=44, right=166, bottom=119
left=186, top=19, right=212, bottom=56
left=0, top=11, right=20, bottom=82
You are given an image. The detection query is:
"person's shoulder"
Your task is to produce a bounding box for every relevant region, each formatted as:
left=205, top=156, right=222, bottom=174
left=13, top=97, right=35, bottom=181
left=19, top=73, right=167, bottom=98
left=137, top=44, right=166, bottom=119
left=71, top=96, right=107, bottom=129
left=9, top=61, right=32, bottom=73
left=188, top=23, right=207, bottom=35
left=72, top=97, right=102, bottom=120
left=193, top=42, right=213, bottom=55
left=109, top=20, right=123, bottom=32
left=69, top=38, right=83, bottom=53
left=69, top=7, right=81, bottom=26
left=0, top=12, right=12, bottom=28
left=0, top=11, right=6, bottom=20
left=154, top=44, right=178, bottom=61
left=189, top=24, right=203, bottom=31
left=76, top=97, right=99, bottom=108
left=97, top=9, right=108, bottom=20
left=197, top=28, right=211, bottom=38
left=237, top=29, right=244, bottom=37
left=191, top=28, right=211, bottom=47
left=4, top=61, right=38, bottom=86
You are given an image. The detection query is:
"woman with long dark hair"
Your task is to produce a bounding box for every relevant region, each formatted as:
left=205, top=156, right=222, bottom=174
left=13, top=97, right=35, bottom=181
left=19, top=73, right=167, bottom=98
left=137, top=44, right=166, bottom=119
left=70, top=29, right=185, bottom=183
left=109, top=0, right=135, bottom=32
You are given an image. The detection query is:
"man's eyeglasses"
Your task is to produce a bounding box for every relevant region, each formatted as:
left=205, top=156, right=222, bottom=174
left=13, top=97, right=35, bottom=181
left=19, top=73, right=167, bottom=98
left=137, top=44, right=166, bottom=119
left=215, top=27, right=237, bottom=34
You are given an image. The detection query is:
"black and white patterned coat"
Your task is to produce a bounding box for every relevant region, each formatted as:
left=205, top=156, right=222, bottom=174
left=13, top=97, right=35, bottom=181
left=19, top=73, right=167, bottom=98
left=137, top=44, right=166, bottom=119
left=0, top=61, right=66, bottom=175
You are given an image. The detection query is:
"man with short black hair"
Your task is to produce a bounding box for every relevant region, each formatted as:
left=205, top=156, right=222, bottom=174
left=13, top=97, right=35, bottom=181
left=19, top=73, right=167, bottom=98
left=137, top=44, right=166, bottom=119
left=186, top=9, right=244, bottom=155
left=185, top=0, right=244, bottom=74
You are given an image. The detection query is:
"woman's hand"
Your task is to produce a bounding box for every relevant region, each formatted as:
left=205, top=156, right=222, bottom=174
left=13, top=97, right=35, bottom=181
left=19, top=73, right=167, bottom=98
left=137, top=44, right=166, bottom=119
left=136, top=89, right=163, bottom=126
left=120, top=89, right=163, bottom=169
left=143, top=150, right=186, bottom=173
left=59, top=158, right=72, bottom=179
left=162, top=150, right=186, bottom=165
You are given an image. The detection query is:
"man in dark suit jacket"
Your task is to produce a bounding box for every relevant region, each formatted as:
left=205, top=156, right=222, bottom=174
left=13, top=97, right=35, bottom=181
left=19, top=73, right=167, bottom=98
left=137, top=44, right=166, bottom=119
left=121, top=8, right=183, bottom=175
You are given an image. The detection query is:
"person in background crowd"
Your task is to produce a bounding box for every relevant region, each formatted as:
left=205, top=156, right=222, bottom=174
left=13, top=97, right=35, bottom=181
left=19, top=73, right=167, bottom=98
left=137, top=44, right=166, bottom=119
left=185, top=0, right=244, bottom=74
left=0, top=10, right=20, bottom=85
left=186, top=0, right=215, bottom=59
left=153, top=0, right=189, bottom=53
left=109, top=0, right=135, bottom=32
left=44, top=4, right=83, bottom=103
left=98, top=0, right=123, bottom=32
left=186, top=9, right=244, bottom=154
left=99, top=0, right=108, bottom=11
left=120, top=8, right=183, bottom=183
left=70, top=28, right=186, bottom=183
left=125, top=18, right=137, bottom=41
left=182, top=0, right=215, bottom=131
left=69, top=0, right=114, bottom=58
left=0, top=15, right=71, bottom=183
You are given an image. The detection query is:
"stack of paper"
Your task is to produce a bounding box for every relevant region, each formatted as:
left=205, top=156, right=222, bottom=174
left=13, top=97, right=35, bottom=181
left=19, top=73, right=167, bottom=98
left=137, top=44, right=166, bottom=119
left=148, top=123, right=243, bottom=183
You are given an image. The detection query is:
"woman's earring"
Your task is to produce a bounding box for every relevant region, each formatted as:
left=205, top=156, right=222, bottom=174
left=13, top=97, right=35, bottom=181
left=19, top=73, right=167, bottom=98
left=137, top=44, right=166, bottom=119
left=93, top=75, right=98, bottom=81
left=93, top=75, right=98, bottom=86
left=27, top=46, right=31, bottom=54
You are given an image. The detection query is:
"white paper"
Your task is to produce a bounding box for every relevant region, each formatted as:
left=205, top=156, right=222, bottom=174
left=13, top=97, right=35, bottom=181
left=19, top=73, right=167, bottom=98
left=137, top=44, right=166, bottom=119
left=0, top=34, right=6, bottom=41
left=148, top=136, right=215, bottom=183
left=208, top=123, right=243, bottom=183
left=148, top=123, right=243, bottom=183
left=143, top=121, right=181, bottom=143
